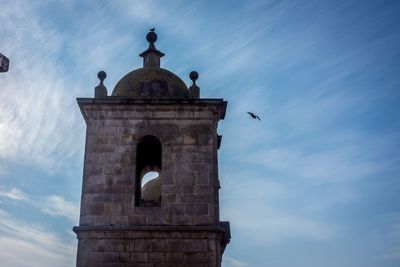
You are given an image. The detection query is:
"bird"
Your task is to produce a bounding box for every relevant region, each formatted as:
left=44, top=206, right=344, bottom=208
left=247, top=112, right=261, bottom=120
left=150, top=27, right=155, bottom=32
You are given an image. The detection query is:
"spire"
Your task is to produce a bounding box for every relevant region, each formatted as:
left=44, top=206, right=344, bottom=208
left=139, top=28, right=165, bottom=68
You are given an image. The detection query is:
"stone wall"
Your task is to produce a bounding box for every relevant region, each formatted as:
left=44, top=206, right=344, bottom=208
left=78, top=99, right=226, bottom=228
left=75, top=99, right=229, bottom=266
left=74, top=226, right=224, bottom=267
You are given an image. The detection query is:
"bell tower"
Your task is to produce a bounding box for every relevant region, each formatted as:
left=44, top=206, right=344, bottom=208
left=74, top=30, right=230, bottom=266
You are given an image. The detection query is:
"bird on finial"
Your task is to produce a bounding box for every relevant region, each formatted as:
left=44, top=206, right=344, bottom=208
left=247, top=112, right=261, bottom=121
left=150, top=27, right=155, bottom=32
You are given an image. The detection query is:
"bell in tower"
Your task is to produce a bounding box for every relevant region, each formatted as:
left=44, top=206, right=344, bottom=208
left=73, top=30, right=230, bottom=266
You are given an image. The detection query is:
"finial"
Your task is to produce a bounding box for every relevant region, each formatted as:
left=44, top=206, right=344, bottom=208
left=140, top=28, right=164, bottom=68
left=189, top=71, right=200, bottom=99
left=0, top=52, right=9, bottom=73
left=98, top=71, right=106, bottom=84
left=189, top=71, right=199, bottom=85
left=95, top=70, right=107, bottom=98
left=146, top=28, right=157, bottom=46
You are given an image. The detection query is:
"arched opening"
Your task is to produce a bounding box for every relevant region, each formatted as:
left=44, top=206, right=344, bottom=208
left=135, top=135, right=161, bottom=206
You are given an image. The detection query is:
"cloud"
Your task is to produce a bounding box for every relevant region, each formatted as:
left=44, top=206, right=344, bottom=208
left=224, top=256, right=249, bottom=267
left=0, top=187, right=28, bottom=201
left=221, top=173, right=337, bottom=243
left=0, top=1, right=84, bottom=173
left=42, top=195, right=80, bottom=223
left=0, top=209, right=76, bottom=267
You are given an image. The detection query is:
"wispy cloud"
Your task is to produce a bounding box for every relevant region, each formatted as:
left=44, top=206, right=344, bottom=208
left=0, top=188, right=28, bottom=201
left=0, top=1, right=83, bottom=173
left=224, top=256, right=249, bottom=267
left=0, top=209, right=76, bottom=267
left=42, top=195, right=79, bottom=223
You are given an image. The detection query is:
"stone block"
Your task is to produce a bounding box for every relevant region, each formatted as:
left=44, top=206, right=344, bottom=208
left=175, top=170, right=196, bottom=185
left=104, top=203, right=122, bottom=216
left=196, top=172, right=210, bottom=185
left=126, top=240, right=135, bottom=252
left=165, top=194, right=181, bottom=203
left=183, top=134, right=197, bottom=145
left=103, top=252, right=119, bottom=263
left=148, top=252, right=165, bottom=262
left=191, top=152, right=213, bottom=163
left=153, top=111, right=176, bottom=118
left=105, top=119, right=124, bottom=127
left=135, top=239, right=152, bottom=251
left=183, top=252, right=206, bottom=263
left=182, top=194, right=210, bottom=203
left=87, top=252, right=103, bottom=263
left=168, top=203, right=185, bottom=216
left=130, top=252, right=148, bottom=262
left=89, top=203, right=104, bottom=215
left=171, top=215, right=191, bottom=225
left=151, top=239, right=180, bottom=252
left=185, top=203, right=209, bottom=216
left=128, top=215, right=147, bottom=225
left=85, top=183, right=105, bottom=194
left=80, top=215, right=110, bottom=225
left=113, top=242, right=125, bottom=252
left=183, top=185, right=195, bottom=194
left=191, top=215, right=214, bottom=225
left=181, top=240, right=207, bottom=252
left=118, top=252, right=130, bottom=263
left=122, top=153, right=134, bottom=165
left=194, top=185, right=211, bottom=195
left=85, top=193, right=110, bottom=203
left=163, top=185, right=182, bottom=194
left=111, top=216, right=128, bottom=225
left=165, top=252, right=184, bottom=262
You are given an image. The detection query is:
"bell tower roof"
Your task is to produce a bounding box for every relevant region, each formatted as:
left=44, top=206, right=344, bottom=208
left=112, top=29, right=189, bottom=98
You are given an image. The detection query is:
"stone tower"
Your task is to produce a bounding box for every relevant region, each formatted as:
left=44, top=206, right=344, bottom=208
left=73, top=30, right=230, bottom=266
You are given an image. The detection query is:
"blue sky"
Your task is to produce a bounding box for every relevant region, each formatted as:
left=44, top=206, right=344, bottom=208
left=0, top=0, right=399, bottom=266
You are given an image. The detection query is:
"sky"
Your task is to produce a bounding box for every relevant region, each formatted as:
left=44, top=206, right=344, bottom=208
left=0, top=0, right=399, bottom=266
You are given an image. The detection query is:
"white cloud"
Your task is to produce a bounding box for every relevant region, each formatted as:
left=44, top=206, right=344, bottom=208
left=224, top=256, right=249, bottom=267
left=0, top=209, right=76, bottom=267
left=0, top=1, right=84, bottom=173
left=0, top=187, right=28, bottom=201
left=42, top=195, right=79, bottom=223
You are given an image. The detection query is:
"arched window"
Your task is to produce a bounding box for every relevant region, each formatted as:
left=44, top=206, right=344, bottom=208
left=135, top=135, right=162, bottom=206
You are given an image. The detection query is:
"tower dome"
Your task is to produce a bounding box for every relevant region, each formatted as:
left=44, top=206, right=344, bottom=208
left=112, top=29, right=189, bottom=98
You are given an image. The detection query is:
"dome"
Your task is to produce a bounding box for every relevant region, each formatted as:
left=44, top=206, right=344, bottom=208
left=112, top=67, right=189, bottom=98
left=142, top=176, right=161, bottom=203
left=111, top=29, right=189, bottom=98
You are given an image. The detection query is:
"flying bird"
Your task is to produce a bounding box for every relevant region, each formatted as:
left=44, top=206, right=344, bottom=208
left=150, top=27, right=155, bottom=32
left=247, top=112, right=261, bottom=121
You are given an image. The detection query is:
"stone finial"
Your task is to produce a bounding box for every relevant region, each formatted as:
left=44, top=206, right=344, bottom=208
left=94, top=71, right=108, bottom=98
left=0, top=52, right=9, bottom=73
left=139, top=28, right=165, bottom=68
left=189, top=71, right=200, bottom=99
